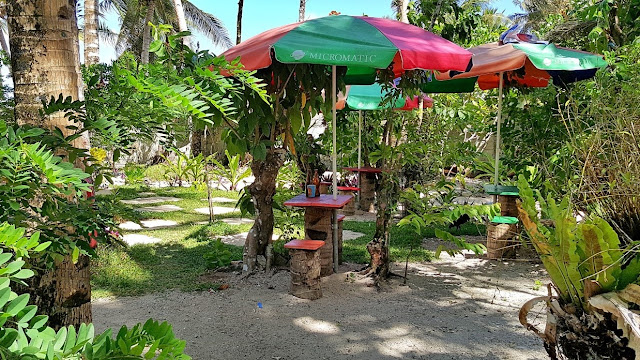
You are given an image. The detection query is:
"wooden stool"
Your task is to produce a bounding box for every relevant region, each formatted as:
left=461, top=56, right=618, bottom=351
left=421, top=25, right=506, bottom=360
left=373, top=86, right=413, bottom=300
left=284, top=240, right=325, bottom=300
left=337, top=186, right=358, bottom=215
left=337, top=214, right=345, bottom=264
left=487, top=216, right=519, bottom=259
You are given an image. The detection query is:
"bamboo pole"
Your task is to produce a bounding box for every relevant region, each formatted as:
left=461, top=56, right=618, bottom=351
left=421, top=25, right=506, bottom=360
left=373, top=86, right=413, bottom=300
left=494, top=72, right=504, bottom=187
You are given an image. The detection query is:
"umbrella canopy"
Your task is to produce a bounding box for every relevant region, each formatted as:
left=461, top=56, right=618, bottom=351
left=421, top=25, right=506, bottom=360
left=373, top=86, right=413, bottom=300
left=426, top=40, right=607, bottom=186
left=222, top=15, right=473, bottom=84
left=434, top=42, right=608, bottom=89
left=336, top=83, right=433, bottom=111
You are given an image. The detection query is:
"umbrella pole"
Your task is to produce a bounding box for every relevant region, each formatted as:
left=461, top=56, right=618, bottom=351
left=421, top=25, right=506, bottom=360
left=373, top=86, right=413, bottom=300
left=357, top=110, right=362, bottom=207
left=332, top=65, right=339, bottom=273
left=494, top=72, right=504, bottom=187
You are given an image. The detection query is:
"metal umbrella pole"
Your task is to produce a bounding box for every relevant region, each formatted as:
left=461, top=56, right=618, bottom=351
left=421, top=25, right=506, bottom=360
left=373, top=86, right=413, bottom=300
left=332, top=65, right=339, bottom=273
left=493, top=72, right=504, bottom=187
left=357, top=110, right=362, bottom=208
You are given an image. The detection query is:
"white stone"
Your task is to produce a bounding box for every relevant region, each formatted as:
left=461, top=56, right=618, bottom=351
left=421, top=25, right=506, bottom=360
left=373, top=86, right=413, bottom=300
left=200, top=197, right=236, bottom=203
left=220, top=218, right=254, bottom=225
left=95, top=189, right=112, bottom=195
left=122, top=234, right=162, bottom=246
left=194, top=207, right=237, bottom=215
left=137, top=204, right=183, bottom=212
left=121, top=196, right=180, bottom=205
left=343, top=230, right=366, bottom=241
left=119, top=219, right=178, bottom=230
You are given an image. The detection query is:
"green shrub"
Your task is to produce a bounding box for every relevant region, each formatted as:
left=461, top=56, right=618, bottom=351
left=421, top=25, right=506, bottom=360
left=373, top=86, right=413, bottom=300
left=123, top=163, right=146, bottom=185
left=203, top=239, right=233, bottom=270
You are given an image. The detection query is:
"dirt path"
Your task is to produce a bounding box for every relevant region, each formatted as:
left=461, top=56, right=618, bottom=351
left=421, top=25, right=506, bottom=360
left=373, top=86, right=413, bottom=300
left=93, top=249, right=549, bottom=360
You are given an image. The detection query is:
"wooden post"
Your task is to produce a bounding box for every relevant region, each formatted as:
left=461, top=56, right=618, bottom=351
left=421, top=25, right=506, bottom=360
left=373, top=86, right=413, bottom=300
left=498, top=195, right=519, bottom=217
left=487, top=223, right=517, bottom=259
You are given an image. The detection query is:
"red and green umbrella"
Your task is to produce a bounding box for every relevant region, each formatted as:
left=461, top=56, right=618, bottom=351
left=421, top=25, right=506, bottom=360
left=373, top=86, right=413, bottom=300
left=222, top=15, right=471, bottom=273
left=421, top=41, right=607, bottom=185
left=223, top=15, right=473, bottom=85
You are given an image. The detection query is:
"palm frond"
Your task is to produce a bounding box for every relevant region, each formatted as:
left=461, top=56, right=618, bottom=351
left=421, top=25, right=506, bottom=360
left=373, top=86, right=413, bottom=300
left=183, top=1, right=232, bottom=49
left=98, top=19, right=119, bottom=45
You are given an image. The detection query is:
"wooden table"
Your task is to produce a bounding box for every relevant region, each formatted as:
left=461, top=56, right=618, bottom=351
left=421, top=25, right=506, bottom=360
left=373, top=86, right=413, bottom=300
left=284, top=194, right=352, bottom=276
left=343, top=167, right=382, bottom=213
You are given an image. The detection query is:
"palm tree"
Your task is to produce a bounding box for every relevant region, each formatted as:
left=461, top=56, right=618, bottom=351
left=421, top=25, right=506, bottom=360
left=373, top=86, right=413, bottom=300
left=108, top=0, right=232, bottom=61
left=7, top=0, right=92, bottom=329
left=236, top=0, right=243, bottom=44
left=299, top=0, right=306, bottom=22
left=84, top=0, right=100, bottom=64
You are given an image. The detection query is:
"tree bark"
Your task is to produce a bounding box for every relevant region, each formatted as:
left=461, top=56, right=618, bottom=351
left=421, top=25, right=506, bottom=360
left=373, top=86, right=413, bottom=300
left=298, top=0, right=305, bottom=22
left=172, top=0, right=190, bottom=47
left=236, top=0, right=243, bottom=44
left=141, top=0, right=155, bottom=64
left=7, top=0, right=92, bottom=328
left=83, top=0, right=100, bottom=65
left=243, top=149, right=285, bottom=272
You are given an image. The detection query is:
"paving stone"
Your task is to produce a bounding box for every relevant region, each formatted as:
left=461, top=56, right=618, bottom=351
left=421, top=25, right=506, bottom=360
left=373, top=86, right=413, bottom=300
left=120, top=219, right=180, bottom=230
left=121, top=196, right=180, bottom=205
left=220, top=218, right=254, bottom=225
left=122, top=234, right=162, bottom=246
left=217, top=232, right=279, bottom=247
left=200, top=197, right=236, bottom=203
left=194, top=207, right=237, bottom=215
left=137, top=204, right=183, bottom=212
left=343, top=230, right=366, bottom=241
left=139, top=192, right=156, bottom=196
left=95, top=189, right=112, bottom=195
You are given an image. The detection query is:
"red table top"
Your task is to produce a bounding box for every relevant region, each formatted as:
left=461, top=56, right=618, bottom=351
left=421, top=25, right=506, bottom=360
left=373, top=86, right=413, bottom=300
left=337, top=186, right=360, bottom=191
left=343, top=167, right=383, bottom=173
left=284, top=194, right=352, bottom=209
left=284, top=239, right=325, bottom=251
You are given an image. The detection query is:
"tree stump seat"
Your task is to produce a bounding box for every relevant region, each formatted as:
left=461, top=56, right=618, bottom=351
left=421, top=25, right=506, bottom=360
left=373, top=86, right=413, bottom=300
left=487, top=216, right=519, bottom=259
left=284, top=240, right=324, bottom=300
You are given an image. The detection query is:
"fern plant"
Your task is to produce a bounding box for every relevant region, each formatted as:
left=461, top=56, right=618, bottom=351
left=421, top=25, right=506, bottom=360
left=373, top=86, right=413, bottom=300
left=517, top=175, right=640, bottom=307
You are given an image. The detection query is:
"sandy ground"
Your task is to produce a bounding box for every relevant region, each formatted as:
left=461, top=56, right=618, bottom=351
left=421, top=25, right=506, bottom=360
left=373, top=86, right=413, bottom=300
left=93, top=238, right=549, bottom=360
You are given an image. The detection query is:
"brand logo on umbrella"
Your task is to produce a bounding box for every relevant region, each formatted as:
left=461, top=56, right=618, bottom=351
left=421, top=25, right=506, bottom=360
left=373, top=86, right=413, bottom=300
left=543, top=58, right=552, bottom=66
left=291, top=50, right=306, bottom=60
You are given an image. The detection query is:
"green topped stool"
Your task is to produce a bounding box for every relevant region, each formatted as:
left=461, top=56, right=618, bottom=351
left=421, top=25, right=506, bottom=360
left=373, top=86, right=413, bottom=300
left=487, top=216, right=519, bottom=259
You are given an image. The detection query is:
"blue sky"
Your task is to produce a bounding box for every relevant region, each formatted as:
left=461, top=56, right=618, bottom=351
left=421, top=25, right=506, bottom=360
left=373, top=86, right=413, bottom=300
left=99, top=0, right=522, bottom=62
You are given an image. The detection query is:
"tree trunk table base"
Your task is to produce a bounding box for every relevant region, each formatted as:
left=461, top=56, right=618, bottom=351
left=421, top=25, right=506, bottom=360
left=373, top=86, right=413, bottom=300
left=498, top=194, right=519, bottom=217
left=338, top=190, right=355, bottom=215
left=304, top=207, right=334, bottom=277
left=358, top=173, right=376, bottom=213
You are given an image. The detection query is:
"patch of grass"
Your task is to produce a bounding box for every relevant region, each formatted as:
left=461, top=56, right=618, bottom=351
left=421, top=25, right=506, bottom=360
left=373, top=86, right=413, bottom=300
left=92, top=223, right=245, bottom=297
left=342, top=221, right=485, bottom=264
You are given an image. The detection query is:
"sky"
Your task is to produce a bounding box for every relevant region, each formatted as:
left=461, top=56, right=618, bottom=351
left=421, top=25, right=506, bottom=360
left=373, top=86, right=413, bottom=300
left=99, top=0, right=523, bottom=63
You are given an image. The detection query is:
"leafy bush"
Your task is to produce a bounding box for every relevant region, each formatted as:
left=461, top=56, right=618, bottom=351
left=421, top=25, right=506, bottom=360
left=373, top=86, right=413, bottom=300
left=210, top=150, right=252, bottom=191
left=123, top=163, right=146, bottom=185
left=203, top=239, right=233, bottom=270
left=0, top=223, right=190, bottom=359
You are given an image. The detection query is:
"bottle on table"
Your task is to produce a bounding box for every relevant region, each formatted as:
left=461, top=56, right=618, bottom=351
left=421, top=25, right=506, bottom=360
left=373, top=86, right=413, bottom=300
left=312, top=170, right=320, bottom=197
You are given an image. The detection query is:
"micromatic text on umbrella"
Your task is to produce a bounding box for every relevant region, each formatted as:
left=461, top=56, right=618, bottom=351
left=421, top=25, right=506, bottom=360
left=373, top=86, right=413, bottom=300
left=291, top=51, right=378, bottom=63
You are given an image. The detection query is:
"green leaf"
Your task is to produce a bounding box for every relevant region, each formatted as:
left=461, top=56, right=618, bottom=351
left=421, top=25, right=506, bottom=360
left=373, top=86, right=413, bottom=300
left=6, top=294, right=29, bottom=316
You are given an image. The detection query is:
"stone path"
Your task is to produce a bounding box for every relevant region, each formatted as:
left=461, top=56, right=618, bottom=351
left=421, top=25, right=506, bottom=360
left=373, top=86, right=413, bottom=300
left=217, top=232, right=279, bottom=247
left=121, top=196, right=180, bottom=205
left=343, top=230, right=366, bottom=241
left=200, top=197, right=236, bottom=203
left=122, top=234, right=162, bottom=246
left=119, top=219, right=179, bottom=230
left=194, top=207, right=237, bottom=215
left=220, top=218, right=254, bottom=225
left=137, top=204, right=183, bottom=212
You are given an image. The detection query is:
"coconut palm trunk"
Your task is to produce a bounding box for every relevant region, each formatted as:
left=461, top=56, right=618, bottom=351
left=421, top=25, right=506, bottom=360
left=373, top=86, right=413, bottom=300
left=236, top=0, right=243, bottom=44
left=298, top=0, right=305, bottom=22
left=141, top=0, right=155, bottom=64
left=84, top=0, right=100, bottom=65
left=172, top=0, right=190, bottom=46
left=7, top=0, right=91, bottom=329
